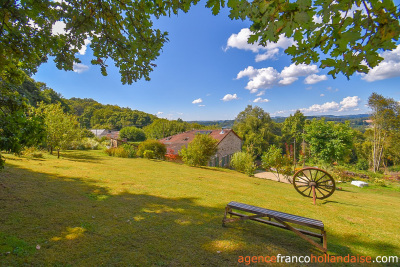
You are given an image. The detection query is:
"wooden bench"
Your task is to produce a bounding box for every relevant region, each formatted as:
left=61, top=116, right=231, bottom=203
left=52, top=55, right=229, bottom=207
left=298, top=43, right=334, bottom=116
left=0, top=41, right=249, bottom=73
left=222, top=201, right=327, bottom=252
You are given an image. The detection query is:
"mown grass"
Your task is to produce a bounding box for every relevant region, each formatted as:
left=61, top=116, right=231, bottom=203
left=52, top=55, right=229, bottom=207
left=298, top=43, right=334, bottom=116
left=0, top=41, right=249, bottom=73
left=0, top=150, right=399, bottom=266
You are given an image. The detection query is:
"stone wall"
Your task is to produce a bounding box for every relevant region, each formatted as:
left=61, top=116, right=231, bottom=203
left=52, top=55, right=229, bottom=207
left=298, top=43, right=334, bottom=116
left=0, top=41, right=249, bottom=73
left=217, top=131, right=242, bottom=157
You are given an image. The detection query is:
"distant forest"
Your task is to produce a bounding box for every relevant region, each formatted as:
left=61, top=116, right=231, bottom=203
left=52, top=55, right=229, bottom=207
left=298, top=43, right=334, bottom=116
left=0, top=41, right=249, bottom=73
left=191, top=114, right=371, bottom=132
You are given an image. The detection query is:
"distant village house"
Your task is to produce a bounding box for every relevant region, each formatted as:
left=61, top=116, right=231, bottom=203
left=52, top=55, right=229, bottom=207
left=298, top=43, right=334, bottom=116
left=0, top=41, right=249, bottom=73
left=160, top=129, right=242, bottom=167
left=90, top=129, right=120, bottom=139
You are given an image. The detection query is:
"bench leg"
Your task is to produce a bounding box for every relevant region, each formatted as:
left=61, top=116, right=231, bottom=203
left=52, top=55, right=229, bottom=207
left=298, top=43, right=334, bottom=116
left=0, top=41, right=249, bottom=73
left=274, top=217, right=327, bottom=253
left=222, top=207, right=231, bottom=226
left=322, top=230, right=327, bottom=250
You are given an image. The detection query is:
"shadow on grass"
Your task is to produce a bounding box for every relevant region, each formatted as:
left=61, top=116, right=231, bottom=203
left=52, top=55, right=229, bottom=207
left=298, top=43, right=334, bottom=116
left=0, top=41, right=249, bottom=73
left=60, top=150, right=104, bottom=163
left=0, top=165, right=396, bottom=266
left=320, top=201, right=361, bottom=207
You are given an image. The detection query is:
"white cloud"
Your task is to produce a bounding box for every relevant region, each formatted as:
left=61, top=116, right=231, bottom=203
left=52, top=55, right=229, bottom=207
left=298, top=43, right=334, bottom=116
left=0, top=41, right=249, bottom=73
left=362, top=45, right=400, bottom=82
left=300, top=96, right=361, bottom=114
left=236, top=63, right=324, bottom=92
left=256, top=91, right=265, bottom=96
left=78, top=39, right=91, bottom=55
left=279, top=77, right=298, bottom=85
left=157, top=112, right=163, bottom=116
left=221, top=93, right=238, bottom=102
left=255, top=48, right=279, bottom=62
left=253, top=97, right=269, bottom=103
left=304, top=74, right=328, bottom=84
left=52, top=21, right=67, bottom=35
left=237, top=66, right=280, bottom=93
left=192, top=98, right=203, bottom=104
left=281, top=64, right=318, bottom=78
left=339, top=96, right=361, bottom=111
left=320, top=94, right=325, bottom=97
left=198, top=105, right=205, bottom=107
left=301, top=101, right=340, bottom=113
left=226, top=28, right=295, bottom=62
left=73, top=63, right=89, bottom=73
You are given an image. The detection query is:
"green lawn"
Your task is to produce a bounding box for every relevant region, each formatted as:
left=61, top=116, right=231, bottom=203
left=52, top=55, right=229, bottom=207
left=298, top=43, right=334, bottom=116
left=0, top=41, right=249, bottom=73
left=1, top=150, right=399, bottom=266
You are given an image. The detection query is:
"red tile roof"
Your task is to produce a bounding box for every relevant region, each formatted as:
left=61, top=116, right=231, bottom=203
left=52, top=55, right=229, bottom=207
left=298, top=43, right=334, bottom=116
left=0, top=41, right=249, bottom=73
left=160, top=129, right=240, bottom=155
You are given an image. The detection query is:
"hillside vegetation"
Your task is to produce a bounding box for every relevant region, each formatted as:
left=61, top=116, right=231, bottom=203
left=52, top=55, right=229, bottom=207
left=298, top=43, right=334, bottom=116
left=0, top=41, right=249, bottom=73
left=1, top=150, right=399, bottom=266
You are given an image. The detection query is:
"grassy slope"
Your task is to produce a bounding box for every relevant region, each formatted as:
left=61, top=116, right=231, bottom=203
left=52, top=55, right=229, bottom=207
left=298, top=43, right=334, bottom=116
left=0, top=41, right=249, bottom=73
left=1, top=150, right=399, bottom=266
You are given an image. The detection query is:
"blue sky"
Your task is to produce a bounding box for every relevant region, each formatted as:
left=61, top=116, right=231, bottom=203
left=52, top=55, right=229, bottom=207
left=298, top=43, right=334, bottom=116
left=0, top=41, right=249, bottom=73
left=34, top=2, right=400, bottom=121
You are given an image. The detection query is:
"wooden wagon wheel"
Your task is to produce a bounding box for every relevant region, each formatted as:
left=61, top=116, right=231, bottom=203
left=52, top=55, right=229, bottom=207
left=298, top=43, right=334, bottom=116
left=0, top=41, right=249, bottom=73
left=293, top=167, right=336, bottom=203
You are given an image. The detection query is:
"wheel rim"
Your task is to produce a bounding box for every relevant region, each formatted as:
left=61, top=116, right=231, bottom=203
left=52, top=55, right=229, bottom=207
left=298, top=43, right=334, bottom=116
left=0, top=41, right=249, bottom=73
left=293, top=167, right=336, bottom=199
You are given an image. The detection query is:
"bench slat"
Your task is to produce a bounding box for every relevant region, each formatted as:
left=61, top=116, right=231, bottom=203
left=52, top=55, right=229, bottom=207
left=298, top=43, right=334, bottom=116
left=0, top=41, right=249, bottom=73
left=227, top=201, right=324, bottom=230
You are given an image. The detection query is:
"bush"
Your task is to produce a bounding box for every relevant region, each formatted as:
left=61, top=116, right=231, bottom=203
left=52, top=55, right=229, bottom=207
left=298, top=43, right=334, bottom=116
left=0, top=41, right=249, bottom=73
left=69, top=138, right=101, bottom=150
left=356, top=159, right=369, bottom=171
left=119, top=126, right=146, bottom=142
left=22, top=147, right=43, bottom=158
left=137, top=140, right=166, bottom=159
left=105, top=147, right=129, bottom=158
left=143, top=150, right=155, bottom=159
left=0, top=153, right=5, bottom=169
left=122, top=144, right=136, bottom=158
left=230, top=151, right=256, bottom=176
left=104, top=145, right=136, bottom=158
left=261, top=145, right=293, bottom=183
left=179, top=133, right=218, bottom=166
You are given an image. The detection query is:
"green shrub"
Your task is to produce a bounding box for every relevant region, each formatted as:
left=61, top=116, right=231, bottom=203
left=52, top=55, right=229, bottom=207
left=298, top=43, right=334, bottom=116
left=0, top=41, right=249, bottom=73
left=356, top=159, right=369, bottom=171
left=179, top=133, right=218, bottom=166
left=261, top=145, right=293, bottom=183
left=374, top=178, right=386, bottom=186
left=69, top=138, right=101, bottom=150
left=230, top=151, right=256, bottom=176
left=22, top=147, right=43, bottom=158
left=143, top=150, right=155, bottom=159
left=120, top=126, right=146, bottom=142
left=0, top=153, right=5, bottom=170
left=122, top=144, right=136, bottom=158
left=104, top=147, right=129, bottom=158
left=137, top=140, right=166, bottom=159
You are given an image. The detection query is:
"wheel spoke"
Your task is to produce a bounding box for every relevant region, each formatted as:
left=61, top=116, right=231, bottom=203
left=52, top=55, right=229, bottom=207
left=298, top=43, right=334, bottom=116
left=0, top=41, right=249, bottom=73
left=317, top=186, right=331, bottom=193
left=316, top=187, right=326, bottom=197
left=300, top=172, right=311, bottom=181
left=295, top=179, right=309, bottom=184
left=301, top=186, right=311, bottom=193
left=308, top=187, right=313, bottom=197
left=296, top=185, right=309, bottom=188
left=315, top=173, right=327, bottom=183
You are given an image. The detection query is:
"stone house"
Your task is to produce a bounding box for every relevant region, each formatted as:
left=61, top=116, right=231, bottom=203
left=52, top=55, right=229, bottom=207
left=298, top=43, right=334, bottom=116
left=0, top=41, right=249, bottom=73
left=159, top=129, right=242, bottom=167
left=90, top=129, right=120, bottom=139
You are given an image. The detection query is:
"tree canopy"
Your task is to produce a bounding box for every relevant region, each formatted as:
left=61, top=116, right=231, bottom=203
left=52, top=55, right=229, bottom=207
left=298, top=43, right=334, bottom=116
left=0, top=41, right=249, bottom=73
left=233, top=105, right=280, bottom=157
left=1, top=0, right=399, bottom=85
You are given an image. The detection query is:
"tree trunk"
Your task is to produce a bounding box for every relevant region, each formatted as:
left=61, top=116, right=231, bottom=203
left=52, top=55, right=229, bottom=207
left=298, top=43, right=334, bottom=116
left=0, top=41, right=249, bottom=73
left=50, top=146, right=53, bottom=155
left=57, top=149, right=60, bottom=159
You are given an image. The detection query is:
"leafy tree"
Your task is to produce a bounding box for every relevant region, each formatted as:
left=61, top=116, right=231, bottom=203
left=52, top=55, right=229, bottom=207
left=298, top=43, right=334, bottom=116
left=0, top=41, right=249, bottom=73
left=2, top=1, right=399, bottom=85
left=281, top=110, right=306, bottom=159
left=137, top=140, right=166, bottom=160
left=119, top=126, right=146, bottom=142
left=367, top=93, right=400, bottom=172
left=304, top=118, right=354, bottom=164
left=261, top=145, right=293, bottom=183
left=233, top=105, right=279, bottom=157
left=37, top=103, right=81, bottom=158
left=229, top=0, right=400, bottom=79
left=179, top=133, right=218, bottom=167
left=230, top=151, right=256, bottom=176
left=0, top=82, right=45, bottom=162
